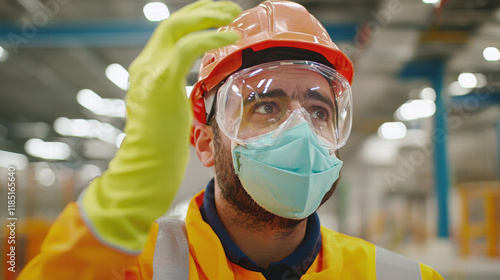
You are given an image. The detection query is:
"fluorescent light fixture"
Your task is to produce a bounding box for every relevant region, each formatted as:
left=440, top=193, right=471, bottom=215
left=483, top=47, right=500, bottom=61
left=419, top=87, right=436, bottom=101
left=77, top=89, right=126, bottom=118
left=378, top=122, right=407, bottom=140
left=105, top=63, right=129, bottom=91
left=77, top=89, right=103, bottom=112
left=458, top=73, right=477, bottom=88
left=422, top=0, right=439, bottom=4
left=53, top=117, right=72, bottom=135
left=25, top=138, right=71, bottom=160
left=0, top=45, right=8, bottom=62
left=143, top=2, right=170, bottom=22
left=457, top=73, right=487, bottom=89
left=448, top=81, right=471, bottom=96
left=0, top=150, right=29, bottom=170
left=54, top=117, right=122, bottom=145
left=105, top=99, right=126, bottom=118
left=395, top=100, right=436, bottom=121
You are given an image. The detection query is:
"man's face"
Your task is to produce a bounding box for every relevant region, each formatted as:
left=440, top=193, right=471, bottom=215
left=211, top=119, right=340, bottom=231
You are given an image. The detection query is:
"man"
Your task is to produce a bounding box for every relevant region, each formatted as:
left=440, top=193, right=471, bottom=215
left=19, top=1, right=444, bottom=279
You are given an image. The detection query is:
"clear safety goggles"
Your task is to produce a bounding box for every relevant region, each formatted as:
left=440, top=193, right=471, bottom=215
left=214, top=60, right=352, bottom=150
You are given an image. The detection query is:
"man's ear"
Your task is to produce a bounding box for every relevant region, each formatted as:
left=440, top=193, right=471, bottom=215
left=193, top=125, right=215, bottom=167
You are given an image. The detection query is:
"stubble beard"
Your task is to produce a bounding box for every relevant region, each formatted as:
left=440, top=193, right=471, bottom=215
left=212, top=123, right=339, bottom=234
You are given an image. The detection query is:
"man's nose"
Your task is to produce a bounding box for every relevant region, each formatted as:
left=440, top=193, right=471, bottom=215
left=288, top=101, right=303, bottom=111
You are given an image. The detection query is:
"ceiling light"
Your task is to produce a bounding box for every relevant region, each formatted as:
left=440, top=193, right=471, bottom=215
left=419, top=87, right=436, bottom=101
left=0, top=46, right=8, bottom=62
left=378, top=122, right=407, bottom=140
left=0, top=150, right=28, bottom=170
left=105, top=63, right=129, bottom=91
left=143, top=2, right=170, bottom=22
left=77, top=89, right=104, bottom=113
left=77, top=89, right=126, bottom=118
left=395, top=100, right=436, bottom=121
left=25, top=138, right=71, bottom=160
left=73, top=119, right=93, bottom=137
left=458, top=73, right=477, bottom=88
left=53, top=117, right=122, bottom=145
left=104, top=99, right=126, bottom=118
left=483, top=47, right=500, bottom=61
left=448, top=81, right=471, bottom=96
left=422, top=0, right=440, bottom=4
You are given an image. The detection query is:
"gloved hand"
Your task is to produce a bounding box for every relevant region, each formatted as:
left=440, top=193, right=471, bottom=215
left=80, top=0, right=242, bottom=253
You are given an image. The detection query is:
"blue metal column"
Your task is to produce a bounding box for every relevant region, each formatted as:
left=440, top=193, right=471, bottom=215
left=431, top=61, right=450, bottom=238
left=400, top=59, right=450, bottom=238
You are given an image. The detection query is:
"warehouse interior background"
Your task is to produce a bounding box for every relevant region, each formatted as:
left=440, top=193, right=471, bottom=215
left=0, top=0, right=499, bottom=279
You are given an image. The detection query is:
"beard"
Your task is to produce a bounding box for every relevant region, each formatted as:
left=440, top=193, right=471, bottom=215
left=212, top=123, right=339, bottom=233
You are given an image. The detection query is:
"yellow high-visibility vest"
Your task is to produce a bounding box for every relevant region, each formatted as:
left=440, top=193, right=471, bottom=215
left=144, top=190, right=444, bottom=280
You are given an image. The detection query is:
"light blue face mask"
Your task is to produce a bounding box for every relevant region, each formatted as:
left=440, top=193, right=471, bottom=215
left=231, top=121, right=343, bottom=220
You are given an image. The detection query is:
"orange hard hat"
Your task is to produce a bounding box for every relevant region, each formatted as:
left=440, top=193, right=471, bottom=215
left=190, top=0, right=354, bottom=143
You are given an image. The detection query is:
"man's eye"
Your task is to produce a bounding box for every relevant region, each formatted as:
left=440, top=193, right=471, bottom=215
left=254, top=103, right=278, bottom=114
left=310, top=108, right=329, bottom=120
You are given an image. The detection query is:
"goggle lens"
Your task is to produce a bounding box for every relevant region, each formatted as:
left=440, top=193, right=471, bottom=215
left=216, top=61, right=352, bottom=149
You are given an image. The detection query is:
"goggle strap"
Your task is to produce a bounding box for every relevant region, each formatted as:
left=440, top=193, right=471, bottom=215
left=205, top=83, right=224, bottom=124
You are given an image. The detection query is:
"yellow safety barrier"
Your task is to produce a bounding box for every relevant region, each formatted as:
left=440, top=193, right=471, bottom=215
left=459, top=181, right=500, bottom=257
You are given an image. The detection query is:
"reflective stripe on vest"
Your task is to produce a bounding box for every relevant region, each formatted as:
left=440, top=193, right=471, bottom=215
left=152, top=217, right=189, bottom=280
left=151, top=218, right=423, bottom=280
left=375, top=246, right=422, bottom=280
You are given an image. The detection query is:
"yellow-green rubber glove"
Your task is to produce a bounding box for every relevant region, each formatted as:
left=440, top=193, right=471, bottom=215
left=80, top=0, right=242, bottom=253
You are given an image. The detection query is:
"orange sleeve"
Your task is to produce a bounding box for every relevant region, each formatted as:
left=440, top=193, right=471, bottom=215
left=18, top=202, right=141, bottom=280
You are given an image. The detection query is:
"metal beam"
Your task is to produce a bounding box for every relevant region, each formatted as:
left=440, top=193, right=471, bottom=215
left=0, top=19, right=156, bottom=48
left=0, top=19, right=357, bottom=49
left=451, top=93, right=500, bottom=107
